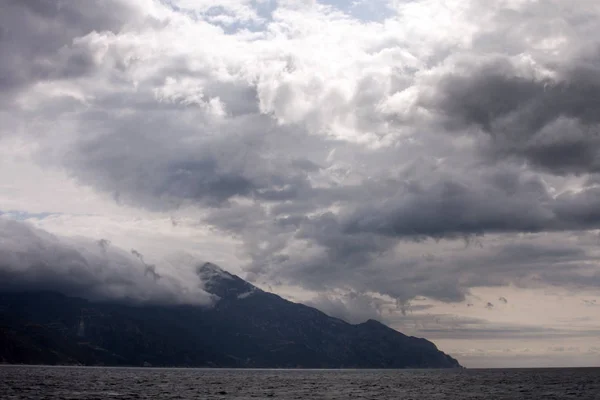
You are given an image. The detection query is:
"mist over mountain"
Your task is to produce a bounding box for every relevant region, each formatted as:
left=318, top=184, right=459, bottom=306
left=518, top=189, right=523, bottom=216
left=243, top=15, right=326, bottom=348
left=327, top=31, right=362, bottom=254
left=0, top=262, right=460, bottom=369
left=0, top=218, right=214, bottom=305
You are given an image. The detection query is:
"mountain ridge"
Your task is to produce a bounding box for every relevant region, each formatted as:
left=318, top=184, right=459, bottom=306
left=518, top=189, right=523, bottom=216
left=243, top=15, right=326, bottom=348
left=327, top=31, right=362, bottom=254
left=0, top=265, right=461, bottom=369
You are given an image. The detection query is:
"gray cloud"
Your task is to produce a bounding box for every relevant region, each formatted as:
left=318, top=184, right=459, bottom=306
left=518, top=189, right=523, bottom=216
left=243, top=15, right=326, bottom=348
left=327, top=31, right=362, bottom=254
left=340, top=167, right=600, bottom=239
left=305, top=291, right=386, bottom=324
left=0, top=0, right=137, bottom=102
left=0, top=218, right=213, bottom=305
left=420, top=325, right=600, bottom=341
left=257, top=227, right=600, bottom=308
left=131, top=248, right=161, bottom=281
left=424, top=56, right=600, bottom=175
left=1, top=0, right=600, bottom=326
left=55, top=97, right=327, bottom=210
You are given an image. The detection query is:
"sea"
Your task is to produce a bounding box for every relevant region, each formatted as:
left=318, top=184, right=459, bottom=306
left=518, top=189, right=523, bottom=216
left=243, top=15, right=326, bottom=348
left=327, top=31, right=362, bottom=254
left=1, top=366, right=599, bottom=399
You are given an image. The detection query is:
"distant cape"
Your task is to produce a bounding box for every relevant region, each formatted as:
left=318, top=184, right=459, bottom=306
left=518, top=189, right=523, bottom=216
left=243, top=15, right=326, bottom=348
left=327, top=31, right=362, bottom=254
left=0, top=263, right=461, bottom=369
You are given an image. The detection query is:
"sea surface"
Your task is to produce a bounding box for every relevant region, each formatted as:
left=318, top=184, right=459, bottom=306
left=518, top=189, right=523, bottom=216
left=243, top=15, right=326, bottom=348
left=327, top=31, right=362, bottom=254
left=1, top=366, right=599, bottom=399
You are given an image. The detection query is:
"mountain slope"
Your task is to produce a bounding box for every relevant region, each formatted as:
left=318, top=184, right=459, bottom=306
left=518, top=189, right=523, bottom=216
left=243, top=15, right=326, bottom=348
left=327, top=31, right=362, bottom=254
left=0, top=264, right=461, bottom=368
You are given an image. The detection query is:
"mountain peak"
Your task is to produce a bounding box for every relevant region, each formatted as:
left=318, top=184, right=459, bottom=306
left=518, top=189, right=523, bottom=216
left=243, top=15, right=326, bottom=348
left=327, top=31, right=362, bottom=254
left=197, top=262, right=234, bottom=280
left=196, top=262, right=257, bottom=300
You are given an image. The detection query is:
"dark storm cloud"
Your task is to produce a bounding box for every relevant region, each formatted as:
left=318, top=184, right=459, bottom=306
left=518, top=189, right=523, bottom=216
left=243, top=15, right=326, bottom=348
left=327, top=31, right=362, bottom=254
left=61, top=106, right=322, bottom=209
left=423, top=54, right=600, bottom=175
left=258, top=219, right=600, bottom=306
left=341, top=167, right=600, bottom=239
left=2, top=0, right=600, bottom=321
left=439, top=239, right=600, bottom=293
left=271, top=229, right=469, bottom=303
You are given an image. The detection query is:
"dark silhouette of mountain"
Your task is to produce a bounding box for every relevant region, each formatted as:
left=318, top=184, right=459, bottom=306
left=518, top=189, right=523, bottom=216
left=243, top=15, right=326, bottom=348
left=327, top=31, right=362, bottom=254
left=0, top=263, right=461, bottom=368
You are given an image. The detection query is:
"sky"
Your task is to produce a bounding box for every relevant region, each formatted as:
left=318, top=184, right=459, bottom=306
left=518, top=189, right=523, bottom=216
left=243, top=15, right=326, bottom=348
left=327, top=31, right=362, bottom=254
left=1, top=0, right=600, bottom=368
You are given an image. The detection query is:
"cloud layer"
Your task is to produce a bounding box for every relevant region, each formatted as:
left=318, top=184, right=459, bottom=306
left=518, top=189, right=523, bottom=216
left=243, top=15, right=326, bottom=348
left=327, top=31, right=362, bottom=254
left=0, top=218, right=213, bottom=305
left=1, top=0, right=600, bottom=338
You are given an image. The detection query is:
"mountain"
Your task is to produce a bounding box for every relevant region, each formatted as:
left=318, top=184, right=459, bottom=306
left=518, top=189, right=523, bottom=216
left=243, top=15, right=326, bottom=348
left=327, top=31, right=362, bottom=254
left=0, top=263, right=461, bottom=368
